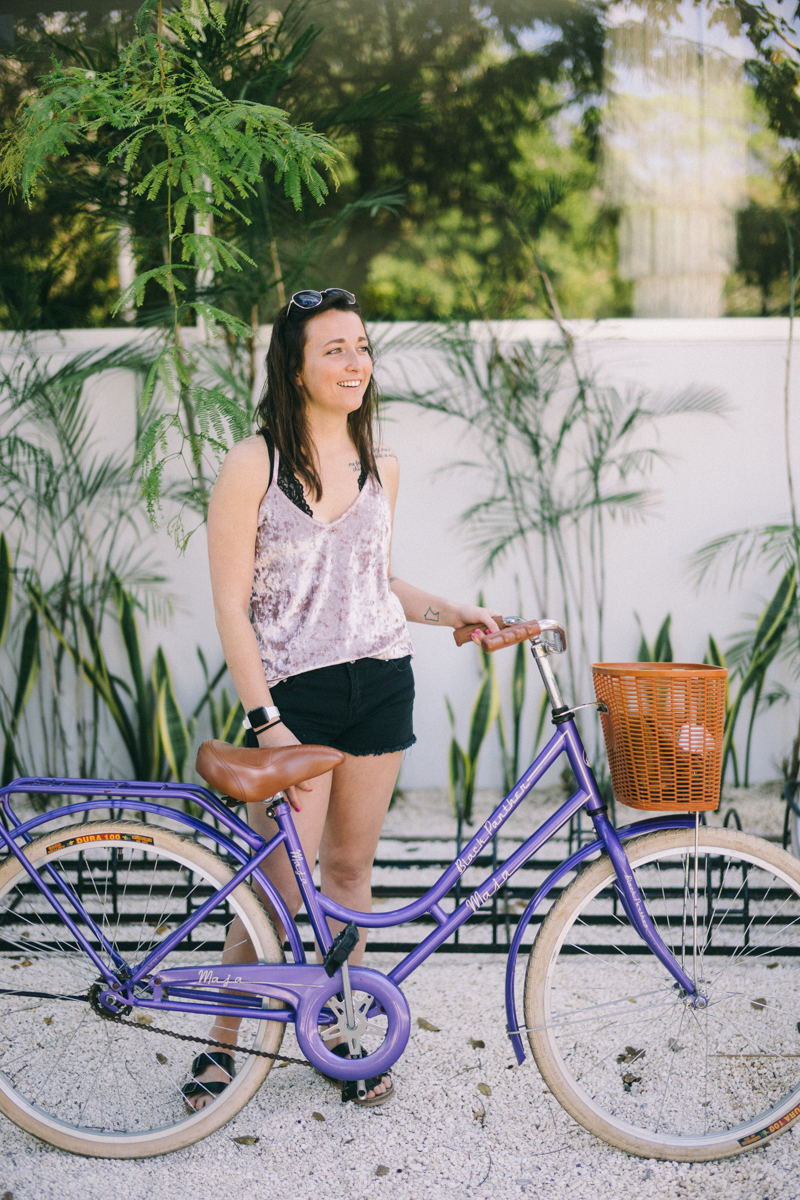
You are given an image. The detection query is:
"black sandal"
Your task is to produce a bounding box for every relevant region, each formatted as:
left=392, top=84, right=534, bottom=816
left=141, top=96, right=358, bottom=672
left=328, top=1043, right=394, bottom=1108
left=182, top=1051, right=235, bottom=1110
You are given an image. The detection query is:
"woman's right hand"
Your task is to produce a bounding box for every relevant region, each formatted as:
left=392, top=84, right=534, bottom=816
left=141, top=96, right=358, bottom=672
left=255, top=721, right=314, bottom=812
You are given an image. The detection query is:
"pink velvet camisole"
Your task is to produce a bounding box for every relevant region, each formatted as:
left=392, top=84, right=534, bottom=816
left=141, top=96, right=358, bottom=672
left=249, top=446, right=414, bottom=684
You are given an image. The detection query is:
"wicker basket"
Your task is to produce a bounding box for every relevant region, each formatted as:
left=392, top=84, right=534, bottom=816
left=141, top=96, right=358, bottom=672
left=592, top=663, right=727, bottom=812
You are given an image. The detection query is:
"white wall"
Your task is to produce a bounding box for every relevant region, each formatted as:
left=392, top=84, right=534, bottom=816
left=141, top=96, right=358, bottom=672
left=3, top=318, right=798, bottom=786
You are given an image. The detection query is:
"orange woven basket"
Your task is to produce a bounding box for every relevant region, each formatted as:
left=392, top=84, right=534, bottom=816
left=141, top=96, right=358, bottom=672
left=592, top=663, right=727, bottom=812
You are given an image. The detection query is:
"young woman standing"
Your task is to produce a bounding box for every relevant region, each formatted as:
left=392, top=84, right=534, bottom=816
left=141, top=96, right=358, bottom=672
left=188, top=289, right=501, bottom=1109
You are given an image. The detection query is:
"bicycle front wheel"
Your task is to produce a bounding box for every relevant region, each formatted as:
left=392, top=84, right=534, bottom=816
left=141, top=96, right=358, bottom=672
left=525, top=826, right=800, bottom=1161
left=0, top=820, right=284, bottom=1158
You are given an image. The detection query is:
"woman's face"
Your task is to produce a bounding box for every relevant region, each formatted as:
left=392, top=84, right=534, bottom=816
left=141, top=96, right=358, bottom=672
left=296, top=308, right=372, bottom=418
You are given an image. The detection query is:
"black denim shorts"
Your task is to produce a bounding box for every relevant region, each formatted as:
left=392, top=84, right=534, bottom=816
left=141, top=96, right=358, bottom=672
left=264, top=656, right=415, bottom=757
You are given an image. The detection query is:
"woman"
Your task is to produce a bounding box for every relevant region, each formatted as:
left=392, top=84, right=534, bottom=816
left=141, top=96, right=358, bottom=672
left=188, top=288, right=501, bottom=1109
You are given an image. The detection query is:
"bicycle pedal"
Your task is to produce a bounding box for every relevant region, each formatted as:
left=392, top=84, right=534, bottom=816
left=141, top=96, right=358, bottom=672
left=323, top=921, right=359, bottom=977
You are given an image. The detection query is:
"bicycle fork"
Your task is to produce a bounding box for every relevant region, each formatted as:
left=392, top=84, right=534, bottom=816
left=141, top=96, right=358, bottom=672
left=560, top=717, right=703, bottom=1002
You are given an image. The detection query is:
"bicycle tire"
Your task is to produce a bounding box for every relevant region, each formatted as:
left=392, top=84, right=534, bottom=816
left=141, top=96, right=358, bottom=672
left=0, top=819, right=284, bottom=1158
left=524, top=826, right=800, bottom=1161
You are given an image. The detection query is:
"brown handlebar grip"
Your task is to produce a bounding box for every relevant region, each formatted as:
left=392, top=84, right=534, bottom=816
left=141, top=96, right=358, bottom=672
left=453, top=618, right=506, bottom=647
left=480, top=619, right=542, bottom=652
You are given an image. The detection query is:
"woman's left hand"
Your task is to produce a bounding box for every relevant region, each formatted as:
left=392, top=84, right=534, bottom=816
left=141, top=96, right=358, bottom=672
left=453, top=603, right=503, bottom=636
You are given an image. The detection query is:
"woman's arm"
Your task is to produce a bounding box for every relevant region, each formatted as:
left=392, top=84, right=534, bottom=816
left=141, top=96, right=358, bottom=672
left=376, top=444, right=503, bottom=634
left=389, top=578, right=503, bottom=633
left=207, top=436, right=311, bottom=807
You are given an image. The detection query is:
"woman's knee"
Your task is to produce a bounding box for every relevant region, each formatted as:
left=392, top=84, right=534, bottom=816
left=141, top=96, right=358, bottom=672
left=320, top=857, right=373, bottom=894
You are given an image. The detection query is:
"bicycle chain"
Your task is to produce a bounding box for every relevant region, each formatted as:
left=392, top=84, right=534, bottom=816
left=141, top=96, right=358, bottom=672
left=106, top=1009, right=314, bottom=1068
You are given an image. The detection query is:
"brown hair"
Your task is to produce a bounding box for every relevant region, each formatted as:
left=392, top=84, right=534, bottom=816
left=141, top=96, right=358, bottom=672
left=255, top=293, right=379, bottom=502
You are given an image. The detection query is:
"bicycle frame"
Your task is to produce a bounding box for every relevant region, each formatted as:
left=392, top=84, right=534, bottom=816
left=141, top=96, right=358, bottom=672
left=0, top=713, right=701, bottom=1072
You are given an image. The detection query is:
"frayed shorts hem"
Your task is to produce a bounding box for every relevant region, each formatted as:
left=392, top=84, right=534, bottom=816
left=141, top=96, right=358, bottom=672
left=328, top=736, right=416, bottom=758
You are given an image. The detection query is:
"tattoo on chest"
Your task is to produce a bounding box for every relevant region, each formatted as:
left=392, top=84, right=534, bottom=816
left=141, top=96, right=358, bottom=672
left=349, top=460, right=362, bottom=473
left=424, top=606, right=440, bottom=623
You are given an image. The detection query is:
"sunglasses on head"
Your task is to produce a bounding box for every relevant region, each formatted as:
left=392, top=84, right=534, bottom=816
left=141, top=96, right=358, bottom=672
left=289, top=288, right=357, bottom=311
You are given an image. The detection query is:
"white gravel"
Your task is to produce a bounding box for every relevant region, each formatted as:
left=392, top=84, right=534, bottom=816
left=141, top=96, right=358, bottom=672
left=2, top=784, right=800, bottom=1199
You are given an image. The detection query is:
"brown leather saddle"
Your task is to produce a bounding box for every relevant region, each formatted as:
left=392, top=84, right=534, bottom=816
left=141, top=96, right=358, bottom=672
left=195, top=739, right=344, bottom=804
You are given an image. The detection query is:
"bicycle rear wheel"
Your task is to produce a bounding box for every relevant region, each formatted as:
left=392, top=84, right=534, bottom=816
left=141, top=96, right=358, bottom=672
left=525, top=826, right=800, bottom=1160
left=0, top=820, right=283, bottom=1157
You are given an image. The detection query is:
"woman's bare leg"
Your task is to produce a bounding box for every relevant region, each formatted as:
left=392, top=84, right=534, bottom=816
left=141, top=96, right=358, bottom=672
left=186, top=773, right=333, bottom=1110
left=187, top=750, right=401, bottom=1107
left=317, top=749, right=402, bottom=1097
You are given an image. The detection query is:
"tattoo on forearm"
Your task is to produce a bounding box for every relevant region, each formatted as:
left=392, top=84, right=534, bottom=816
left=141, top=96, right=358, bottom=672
left=389, top=575, right=397, bottom=583
left=424, top=606, right=440, bottom=623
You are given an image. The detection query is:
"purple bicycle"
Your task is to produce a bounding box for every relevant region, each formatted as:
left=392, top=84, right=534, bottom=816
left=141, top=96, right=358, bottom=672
left=2, top=618, right=800, bottom=1161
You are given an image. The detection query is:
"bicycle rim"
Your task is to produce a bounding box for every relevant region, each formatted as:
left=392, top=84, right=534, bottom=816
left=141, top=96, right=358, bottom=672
left=0, top=820, right=283, bottom=1158
left=525, top=826, right=800, bottom=1160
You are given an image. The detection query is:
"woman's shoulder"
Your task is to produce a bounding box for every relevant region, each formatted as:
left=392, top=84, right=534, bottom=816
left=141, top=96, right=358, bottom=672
left=213, top=434, right=271, bottom=496
left=225, top=433, right=269, bottom=466
left=374, top=443, right=399, bottom=477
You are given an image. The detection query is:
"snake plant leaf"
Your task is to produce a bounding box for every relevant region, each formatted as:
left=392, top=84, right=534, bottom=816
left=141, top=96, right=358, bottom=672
left=637, top=615, right=672, bottom=663
left=76, top=601, right=140, bottom=774
left=467, top=668, right=500, bottom=764
left=12, top=609, right=40, bottom=720
left=115, top=583, right=149, bottom=733
left=705, top=635, right=727, bottom=669
left=0, top=534, right=11, bottom=650
left=445, top=696, right=469, bottom=818
left=653, top=615, right=673, bottom=663
left=1, top=606, right=39, bottom=786
left=156, top=656, right=191, bottom=781
left=219, top=695, right=246, bottom=746
left=720, top=565, right=797, bottom=782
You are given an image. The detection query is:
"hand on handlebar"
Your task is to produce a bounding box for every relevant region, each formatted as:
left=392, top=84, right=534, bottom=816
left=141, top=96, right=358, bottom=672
left=453, top=616, right=567, bottom=654
left=256, top=722, right=313, bottom=812
left=453, top=603, right=504, bottom=641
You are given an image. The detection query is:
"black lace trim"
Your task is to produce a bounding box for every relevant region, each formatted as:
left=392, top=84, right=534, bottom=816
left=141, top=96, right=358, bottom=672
left=277, top=461, right=368, bottom=517
left=277, top=462, right=313, bottom=517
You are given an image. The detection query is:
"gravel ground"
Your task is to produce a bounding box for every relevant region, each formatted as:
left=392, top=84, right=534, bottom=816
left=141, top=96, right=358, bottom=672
left=2, top=783, right=800, bottom=1200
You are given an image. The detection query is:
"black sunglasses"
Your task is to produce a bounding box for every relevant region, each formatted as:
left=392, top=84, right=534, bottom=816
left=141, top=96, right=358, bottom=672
left=289, top=288, right=356, bottom=311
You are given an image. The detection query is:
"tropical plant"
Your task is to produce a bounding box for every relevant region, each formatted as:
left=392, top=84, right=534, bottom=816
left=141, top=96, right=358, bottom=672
left=0, top=0, right=338, bottom=541
left=0, top=346, right=241, bottom=793
left=390, top=322, right=727, bottom=765
left=445, top=650, right=499, bottom=826
left=640, top=579, right=797, bottom=792
left=636, top=614, right=674, bottom=663
left=1, top=529, right=242, bottom=796
left=710, top=566, right=797, bottom=788
left=692, top=216, right=800, bottom=787
left=0, top=343, right=167, bottom=779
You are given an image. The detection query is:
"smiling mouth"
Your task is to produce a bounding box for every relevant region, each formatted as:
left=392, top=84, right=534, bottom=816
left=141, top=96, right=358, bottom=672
left=338, top=381, right=362, bottom=388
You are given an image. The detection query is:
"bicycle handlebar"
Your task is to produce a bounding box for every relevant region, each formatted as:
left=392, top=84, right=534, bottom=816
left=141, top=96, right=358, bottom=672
left=453, top=617, right=567, bottom=653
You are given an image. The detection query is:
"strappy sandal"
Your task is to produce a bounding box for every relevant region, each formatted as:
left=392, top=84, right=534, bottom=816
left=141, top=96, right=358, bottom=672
left=324, top=1042, right=394, bottom=1108
left=182, top=1051, right=235, bottom=1110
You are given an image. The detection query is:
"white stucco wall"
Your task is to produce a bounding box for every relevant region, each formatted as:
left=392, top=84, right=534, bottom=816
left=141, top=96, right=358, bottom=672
left=2, top=318, right=798, bottom=786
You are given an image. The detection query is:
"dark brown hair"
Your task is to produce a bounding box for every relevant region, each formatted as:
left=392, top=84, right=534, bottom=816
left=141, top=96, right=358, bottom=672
left=255, top=293, right=379, bottom=502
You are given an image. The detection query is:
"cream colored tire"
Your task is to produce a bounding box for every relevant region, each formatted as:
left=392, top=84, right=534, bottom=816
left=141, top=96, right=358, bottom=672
left=525, top=827, right=800, bottom=1161
left=0, top=820, right=284, bottom=1157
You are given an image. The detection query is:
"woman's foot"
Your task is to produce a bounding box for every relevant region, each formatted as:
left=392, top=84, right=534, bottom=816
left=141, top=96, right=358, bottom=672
left=326, top=1042, right=394, bottom=1106
left=182, top=1051, right=235, bottom=1112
